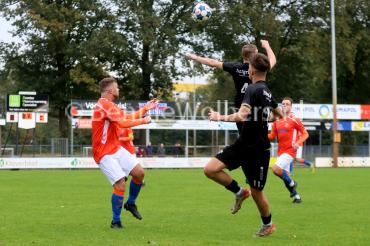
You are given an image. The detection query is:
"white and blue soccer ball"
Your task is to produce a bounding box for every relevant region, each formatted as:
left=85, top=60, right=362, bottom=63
left=192, top=1, right=212, bottom=22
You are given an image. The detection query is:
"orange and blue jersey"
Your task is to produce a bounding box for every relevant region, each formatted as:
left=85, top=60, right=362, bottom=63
left=268, top=113, right=309, bottom=158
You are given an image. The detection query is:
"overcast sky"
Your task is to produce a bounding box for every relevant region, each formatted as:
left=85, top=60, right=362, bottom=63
left=0, top=17, right=17, bottom=43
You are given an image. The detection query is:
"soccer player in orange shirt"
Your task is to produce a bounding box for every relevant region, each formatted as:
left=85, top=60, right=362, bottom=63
left=92, top=77, right=158, bottom=229
left=268, top=97, right=309, bottom=203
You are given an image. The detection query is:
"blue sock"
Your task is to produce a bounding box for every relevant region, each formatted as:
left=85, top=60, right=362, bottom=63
left=127, top=178, right=142, bottom=205
left=281, top=170, right=293, bottom=185
left=303, top=160, right=312, bottom=167
left=112, top=192, right=124, bottom=223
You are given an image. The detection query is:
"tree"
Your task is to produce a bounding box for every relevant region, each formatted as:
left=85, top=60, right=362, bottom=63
left=109, top=0, right=209, bottom=100
left=0, top=0, right=118, bottom=137
left=191, top=0, right=369, bottom=105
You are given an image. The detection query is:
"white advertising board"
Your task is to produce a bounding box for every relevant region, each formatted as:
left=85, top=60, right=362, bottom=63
left=0, top=157, right=211, bottom=169
left=292, top=104, right=361, bottom=120
left=315, top=157, right=370, bottom=167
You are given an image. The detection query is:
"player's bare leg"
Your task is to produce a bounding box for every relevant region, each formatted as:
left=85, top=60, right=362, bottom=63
left=251, top=188, right=276, bottom=237
left=204, top=158, right=250, bottom=214
left=124, top=164, right=145, bottom=220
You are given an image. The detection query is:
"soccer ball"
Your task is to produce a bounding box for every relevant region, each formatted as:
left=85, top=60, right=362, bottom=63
left=192, top=1, right=212, bottom=22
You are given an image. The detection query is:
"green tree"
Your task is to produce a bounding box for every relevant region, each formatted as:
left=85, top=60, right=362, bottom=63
left=109, top=0, right=210, bottom=100
left=0, top=0, right=118, bottom=137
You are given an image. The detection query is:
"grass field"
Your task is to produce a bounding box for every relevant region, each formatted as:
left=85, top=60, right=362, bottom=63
left=1, top=167, right=370, bottom=245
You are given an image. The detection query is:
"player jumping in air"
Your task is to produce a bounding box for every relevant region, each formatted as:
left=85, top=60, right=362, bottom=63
left=186, top=40, right=276, bottom=133
left=92, top=77, right=158, bottom=229
left=268, top=97, right=309, bottom=203
left=206, top=53, right=283, bottom=237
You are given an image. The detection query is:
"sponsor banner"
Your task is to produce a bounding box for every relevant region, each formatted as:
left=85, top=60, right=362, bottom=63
left=6, top=112, right=18, bottom=123
left=36, top=113, right=48, bottom=123
left=71, top=100, right=176, bottom=117
left=352, top=121, right=370, bottom=131
left=134, top=120, right=237, bottom=130
left=74, top=118, right=92, bottom=129
left=302, top=121, right=322, bottom=131
left=0, top=158, right=97, bottom=169
left=0, top=119, right=6, bottom=126
left=1, top=157, right=368, bottom=169
left=292, top=104, right=361, bottom=120
left=361, top=105, right=370, bottom=119
left=72, top=119, right=238, bottom=130
left=315, top=157, right=370, bottom=167
left=0, top=157, right=210, bottom=169
left=321, top=121, right=352, bottom=131
left=7, top=94, right=49, bottom=112
left=138, top=157, right=209, bottom=168
left=18, top=112, right=36, bottom=129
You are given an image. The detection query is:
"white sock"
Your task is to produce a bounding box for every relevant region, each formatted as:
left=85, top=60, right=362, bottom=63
left=294, top=194, right=301, bottom=199
left=289, top=181, right=295, bottom=187
left=263, top=222, right=272, bottom=227
left=236, top=187, right=244, bottom=196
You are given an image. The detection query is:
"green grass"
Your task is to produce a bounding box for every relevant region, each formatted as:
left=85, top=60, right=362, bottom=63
left=1, top=168, right=370, bottom=245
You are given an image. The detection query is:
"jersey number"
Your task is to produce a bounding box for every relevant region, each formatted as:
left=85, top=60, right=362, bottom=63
left=241, top=83, right=249, bottom=93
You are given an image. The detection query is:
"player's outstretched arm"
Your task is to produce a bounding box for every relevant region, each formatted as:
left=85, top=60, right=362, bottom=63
left=261, top=40, right=277, bottom=69
left=186, top=53, right=223, bottom=69
left=208, top=104, right=250, bottom=122
left=116, top=116, right=151, bottom=128
left=126, top=99, right=159, bottom=119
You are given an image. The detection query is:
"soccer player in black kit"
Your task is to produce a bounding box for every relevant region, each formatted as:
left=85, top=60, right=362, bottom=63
left=205, top=53, right=282, bottom=237
left=186, top=40, right=276, bottom=133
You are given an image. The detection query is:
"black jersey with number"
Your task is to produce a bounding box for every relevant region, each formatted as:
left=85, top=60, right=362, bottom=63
left=222, top=60, right=251, bottom=108
left=239, top=81, right=278, bottom=149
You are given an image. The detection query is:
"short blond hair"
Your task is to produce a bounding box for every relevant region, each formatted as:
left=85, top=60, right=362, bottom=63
left=242, top=44, right=257, bottom=60
left=99, top=77, right=117, bottom=93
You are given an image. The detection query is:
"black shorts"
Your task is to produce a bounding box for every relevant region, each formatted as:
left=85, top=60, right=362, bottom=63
left=215, top=142, right=270, bottom=190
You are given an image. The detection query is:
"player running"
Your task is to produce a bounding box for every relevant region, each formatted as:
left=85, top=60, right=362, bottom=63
left=206, top=53, right=282, bottom=237
left=268, top=97, right=309, bottom=203
left=186, top=40, right=276, bottom=133
left=92, top=77, right=158, bottom=229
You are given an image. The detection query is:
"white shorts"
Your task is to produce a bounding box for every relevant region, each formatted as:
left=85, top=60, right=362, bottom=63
left=275, top=153, right=294, bottom=172
left=296, top=147, right=303, bottom=158
left=99, top=147, right=139, bottom=185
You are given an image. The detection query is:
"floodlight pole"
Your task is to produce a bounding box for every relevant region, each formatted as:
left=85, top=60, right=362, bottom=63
left=331, top=0, right=339, bottom=168
left=192, top=61, right=197, bottom=157
left=70, top=85, right=74, bottom=157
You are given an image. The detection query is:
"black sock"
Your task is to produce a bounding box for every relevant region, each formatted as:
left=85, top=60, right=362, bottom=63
left=261, top=214, right=272, bottom=225
left=225, top=179, right=241, bottom=194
